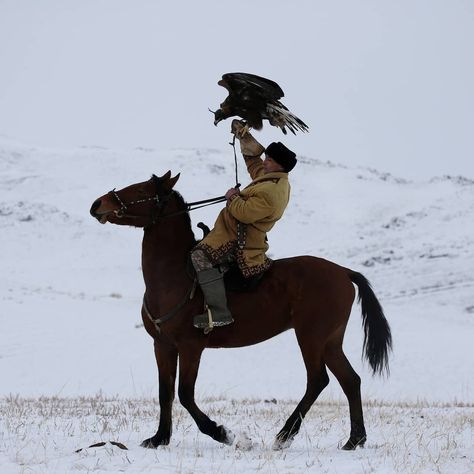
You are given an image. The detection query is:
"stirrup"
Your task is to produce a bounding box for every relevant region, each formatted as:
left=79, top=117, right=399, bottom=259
left=193, top=306, right=233, bottom=334
left=193, top=306, right=215, bottom=334
left=204, top=306, right=214, bottom=335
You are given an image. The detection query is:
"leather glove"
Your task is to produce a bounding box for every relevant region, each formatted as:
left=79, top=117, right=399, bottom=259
left=231, top=119, right=248, bottom=138
left=231, top=119, right=265, bottom=157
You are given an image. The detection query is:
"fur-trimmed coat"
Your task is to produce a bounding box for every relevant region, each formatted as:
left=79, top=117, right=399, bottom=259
left=195, top=153, right=291, bottom=277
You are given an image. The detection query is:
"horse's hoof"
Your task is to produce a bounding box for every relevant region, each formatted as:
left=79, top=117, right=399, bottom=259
left=217, top=425, right=235, bottom=445
left=140, top=436, right=170, bottom=448
left=272, top=435, right=294, bottom=451
left=235, top=432, right=253, bottom=451
left=140, top=438, right=157, bottom=449
left=341, top=435, right=367, bottom=450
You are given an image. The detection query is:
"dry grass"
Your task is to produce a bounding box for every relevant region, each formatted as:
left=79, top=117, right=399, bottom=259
left=0, top=395, right=472, bottom=473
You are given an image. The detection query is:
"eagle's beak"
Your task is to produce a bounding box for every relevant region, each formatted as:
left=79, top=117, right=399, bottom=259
left=208, top=107, right=221, bottom=126
left=212, top=108, right=225, bottom=126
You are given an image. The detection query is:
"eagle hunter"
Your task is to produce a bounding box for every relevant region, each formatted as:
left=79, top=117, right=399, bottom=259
left=211, top=72, right=309, bottom=135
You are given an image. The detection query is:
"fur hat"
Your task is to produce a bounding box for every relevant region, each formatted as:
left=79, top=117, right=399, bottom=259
left=265, top=142, right=297, bottom=172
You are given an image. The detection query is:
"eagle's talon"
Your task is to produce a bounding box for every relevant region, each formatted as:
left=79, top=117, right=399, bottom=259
left=239, top=124, right=250, bottom=138
left=231, top=119, right=250, bottom=139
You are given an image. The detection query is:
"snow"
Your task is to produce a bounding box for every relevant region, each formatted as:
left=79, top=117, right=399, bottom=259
left=1, top=396, right=472, bottom=473
left=0, top=138, right=473, bottom=472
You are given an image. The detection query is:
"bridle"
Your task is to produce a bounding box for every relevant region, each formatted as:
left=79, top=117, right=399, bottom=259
left=108, top=178, right=227, bottom=226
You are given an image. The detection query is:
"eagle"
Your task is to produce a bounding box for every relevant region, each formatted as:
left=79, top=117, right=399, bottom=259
left=211, top=72, right=309, bottom=135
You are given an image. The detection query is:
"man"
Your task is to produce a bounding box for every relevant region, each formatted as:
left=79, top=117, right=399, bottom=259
left=191, top=119, right=297, bottom=330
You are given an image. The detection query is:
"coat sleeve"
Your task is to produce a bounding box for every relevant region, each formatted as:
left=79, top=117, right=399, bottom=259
left=227, top=188, right=274, bottom=224
left=241, top=135, right=265, bottom=180
left=244, top=156, right=265, bottom=180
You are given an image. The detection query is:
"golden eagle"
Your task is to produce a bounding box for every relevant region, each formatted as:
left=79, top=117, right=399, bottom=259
left=211, top=72, right=309, bottom=135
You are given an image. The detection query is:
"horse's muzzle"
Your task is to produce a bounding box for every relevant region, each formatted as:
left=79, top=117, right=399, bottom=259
left=90, top=199, right=109, bottom=224
left=90, top=199, right=101, bottom=217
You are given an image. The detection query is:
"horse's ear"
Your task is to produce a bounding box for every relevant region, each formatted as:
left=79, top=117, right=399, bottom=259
left=166, top=173, right=181, bottom=189
left=160, top=170, right=172, bottom=181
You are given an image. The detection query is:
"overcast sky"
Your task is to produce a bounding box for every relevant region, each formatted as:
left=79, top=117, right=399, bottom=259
left=1, top=0, right=473, bottom=179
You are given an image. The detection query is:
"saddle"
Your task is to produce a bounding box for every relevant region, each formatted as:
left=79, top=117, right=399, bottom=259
left=195, top=222, right=266, bottom=293
left=223, top=263, right=264, bottom=292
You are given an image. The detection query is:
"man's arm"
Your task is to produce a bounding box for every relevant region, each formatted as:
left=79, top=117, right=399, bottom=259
left=232, top=120, right=265, bottom=180
left=243, top=155, right=265, bottom=180
left=227, top=191, right=273, bottom=224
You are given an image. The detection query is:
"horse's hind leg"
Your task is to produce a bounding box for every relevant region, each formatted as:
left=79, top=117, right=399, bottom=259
left=324, top=334, right=367, bottom=450
left=141, top=340, right=178, bottom=448
left=177, top=345, right=235, bottom=445
left=274, top=332, right=329, bottom=450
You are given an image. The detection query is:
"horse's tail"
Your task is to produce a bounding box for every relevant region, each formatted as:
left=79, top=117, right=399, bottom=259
left=348, top=270, right=392, bottom=376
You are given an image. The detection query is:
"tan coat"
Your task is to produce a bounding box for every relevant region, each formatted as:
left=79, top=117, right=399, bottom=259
left=195, top=154, right=291, bottom=277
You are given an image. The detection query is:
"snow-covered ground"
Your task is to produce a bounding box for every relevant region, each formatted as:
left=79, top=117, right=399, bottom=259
left=1, top=138, right=473, bottom=472
left=1, top=396, right=471, bottom=474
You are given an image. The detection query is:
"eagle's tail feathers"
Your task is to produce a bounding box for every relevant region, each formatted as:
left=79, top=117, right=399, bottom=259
left=267, top=103, right=309, bottom=134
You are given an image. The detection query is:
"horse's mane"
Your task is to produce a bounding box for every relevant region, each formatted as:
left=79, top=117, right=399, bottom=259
left=173, top=189, right=197, bottom=245
left=150, top=175, right=197, bottom=243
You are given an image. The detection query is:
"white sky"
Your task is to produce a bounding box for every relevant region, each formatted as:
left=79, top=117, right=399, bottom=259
left=0, top=0, right=473, bottom=179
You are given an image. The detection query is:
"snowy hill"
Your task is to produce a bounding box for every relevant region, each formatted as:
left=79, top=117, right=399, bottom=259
left=1, top=138, right=473, bottom=404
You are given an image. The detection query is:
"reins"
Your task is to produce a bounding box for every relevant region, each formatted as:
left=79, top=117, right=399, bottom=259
left=109, top=188, right=226, bottom=221
left=160, top=137, right=241, bottom=218
left=109, top=137, right=240, bottom=220
left=230, top=134, right=241, bottom=189
left=160, top=195, right=227, bottom=218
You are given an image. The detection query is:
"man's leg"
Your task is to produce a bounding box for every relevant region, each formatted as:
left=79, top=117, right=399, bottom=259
left=190, top=249, right=234, bottom=330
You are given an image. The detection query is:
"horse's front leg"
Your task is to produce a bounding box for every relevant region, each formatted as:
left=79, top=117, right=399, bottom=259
left=178, top=345, right=235, bottom=445
left=141, top=340, right=178, bottom=448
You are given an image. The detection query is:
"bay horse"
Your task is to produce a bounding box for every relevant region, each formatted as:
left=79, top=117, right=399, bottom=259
left=90, top=171, right=392, bottom=451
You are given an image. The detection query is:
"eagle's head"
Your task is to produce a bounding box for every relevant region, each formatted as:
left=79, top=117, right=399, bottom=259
left=213, top=108, right=226, bottom=126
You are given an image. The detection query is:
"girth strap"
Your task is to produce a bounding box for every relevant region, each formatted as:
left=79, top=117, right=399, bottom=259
left=142, top=279, right=197, bottom=333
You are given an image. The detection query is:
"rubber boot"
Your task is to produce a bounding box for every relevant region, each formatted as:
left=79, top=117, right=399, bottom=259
left=193, top=267, right=234, bottom=331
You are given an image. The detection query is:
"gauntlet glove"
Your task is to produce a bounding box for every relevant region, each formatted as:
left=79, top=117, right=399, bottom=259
left=231, top=119, right=265, bottom=157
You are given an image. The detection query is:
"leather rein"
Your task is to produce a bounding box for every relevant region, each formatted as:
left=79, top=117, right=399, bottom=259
left=109, top=188, right=226, bottom=223
left=108, top=134, right=240, bottom=222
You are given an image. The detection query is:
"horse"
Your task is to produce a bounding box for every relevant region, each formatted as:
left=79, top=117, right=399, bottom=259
left=89, top=171, right=392, bottom=451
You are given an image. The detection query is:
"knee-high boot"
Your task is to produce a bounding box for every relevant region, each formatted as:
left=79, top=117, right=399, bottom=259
left=193, top=267, right=234, bottom=330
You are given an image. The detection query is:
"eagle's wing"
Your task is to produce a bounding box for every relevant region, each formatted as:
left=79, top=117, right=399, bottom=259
left=219, top=72, right=284, bottom=101
left=214, top=72, right=309, bottom=134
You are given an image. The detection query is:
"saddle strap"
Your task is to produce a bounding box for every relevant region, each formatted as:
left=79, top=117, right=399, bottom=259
left=142, top=278, right=197, bottom=333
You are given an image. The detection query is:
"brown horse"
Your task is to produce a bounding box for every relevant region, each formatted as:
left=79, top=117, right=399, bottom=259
left=90, top=171, right=392, bottom=451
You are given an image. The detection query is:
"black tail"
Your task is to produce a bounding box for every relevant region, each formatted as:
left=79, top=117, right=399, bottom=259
left=349, top=271, right=392, bottom=376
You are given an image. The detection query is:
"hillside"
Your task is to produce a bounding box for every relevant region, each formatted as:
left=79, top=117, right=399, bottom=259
left=0, top=139, right=473, bottom=403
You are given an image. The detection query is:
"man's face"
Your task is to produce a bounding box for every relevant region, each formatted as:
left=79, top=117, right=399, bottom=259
left=263, top=154, right=285, bottom=174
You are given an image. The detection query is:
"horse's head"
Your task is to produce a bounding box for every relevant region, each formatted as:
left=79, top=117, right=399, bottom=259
left=90, top=171, right=180, bottom=227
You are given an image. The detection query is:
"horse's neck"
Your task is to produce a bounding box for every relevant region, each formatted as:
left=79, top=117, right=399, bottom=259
left=141, top=219, right=195, bottom=291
